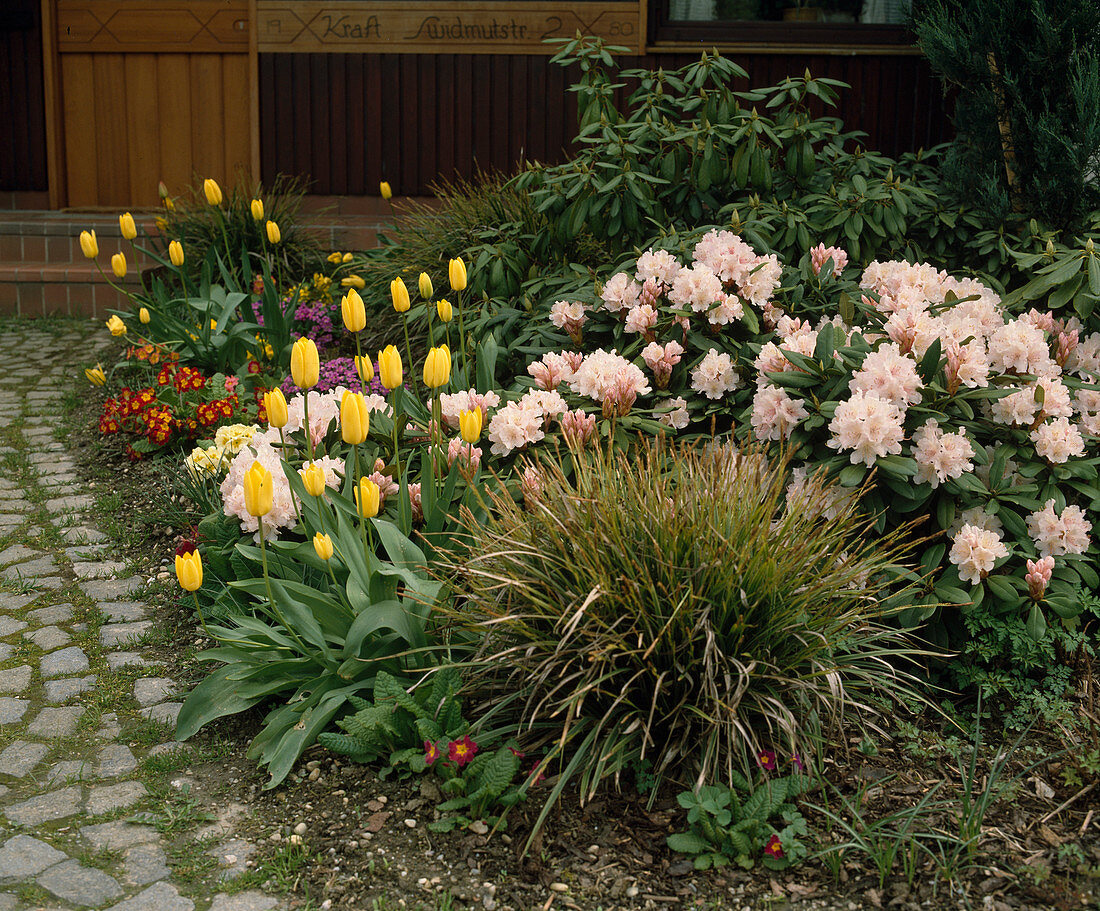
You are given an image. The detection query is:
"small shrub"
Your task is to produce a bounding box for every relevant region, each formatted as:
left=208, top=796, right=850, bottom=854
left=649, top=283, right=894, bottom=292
left=440, top=440, right=924, bottom=820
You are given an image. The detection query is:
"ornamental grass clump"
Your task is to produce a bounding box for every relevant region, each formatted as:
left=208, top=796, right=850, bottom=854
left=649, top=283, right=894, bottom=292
left=443, top=440, right=925, bottom=817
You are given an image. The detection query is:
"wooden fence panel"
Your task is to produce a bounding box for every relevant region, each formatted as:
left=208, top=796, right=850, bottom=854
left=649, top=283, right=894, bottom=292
left=259, top=50, right=952, bottom=196
left=0, top=0, right=48, bottom=192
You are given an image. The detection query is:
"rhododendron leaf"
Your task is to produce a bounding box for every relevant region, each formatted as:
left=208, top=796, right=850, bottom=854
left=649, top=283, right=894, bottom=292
left=1075, top=561, right=1099, bottom=590
left=1046, top=596, right=1080, bottom=620
left=984, top=575, right=1018, bottom=603
left=934, top=584, right=972, bottom=606
left=1026, top=604, right=1048, bottom=642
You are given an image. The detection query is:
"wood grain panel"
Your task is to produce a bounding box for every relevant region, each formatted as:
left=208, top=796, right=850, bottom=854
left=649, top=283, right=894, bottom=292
left=191, top=55, right=226, bottom=183
left=222, top=53, right=252, bottom=180
left=1, top=0, right=48, bottom=192
left=156, top=54, right=194, bottom=194
left=93, top=53, right=131, bottom=205
left=59, top=54, right=97, bottom=205
left=124, top=54, right=161, bottom=202
left=57, top=0, right=249, bottom=53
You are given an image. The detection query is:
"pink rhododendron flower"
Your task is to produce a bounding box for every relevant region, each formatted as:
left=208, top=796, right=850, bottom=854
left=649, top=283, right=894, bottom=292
left=690, top=349, right=740, bottom=400
left=634, top=248, right=682, bottom=288
left=559, top=408, right=597, bottom=448
left=912, top=419, right=975, bottom=489
left=1027, top=500, right=1092, bottom=557
left=569, top=349, right=650, bottom=404
left=751, top=384, right=808, bottom=442
left=641, top=340, right=684, bottom=389
left=600, top=273, right=640, bottom=314
left=827, top=391, right=905, bottom=467
left=810, top=243, right=848, bottom=277
left=549, top=300, right=588, bottom=343
left=658, top=396, right=691, bottom=430
left=950, top=523, right=1008, bottom=585
left=1031, top=417, right=1086, bottom=463
left=487, top=400, right=545, bottom=457
left=1025, top=555, right=1054, bottom=601
left=624, top=303, right=658, bottom=337
left=849, top=342, right=923, bottom=407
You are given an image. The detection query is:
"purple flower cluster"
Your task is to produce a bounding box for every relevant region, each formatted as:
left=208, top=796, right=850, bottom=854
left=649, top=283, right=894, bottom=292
left=292, top=301, right=339, bottom=349
left=279, top=357, right=388, bottom=397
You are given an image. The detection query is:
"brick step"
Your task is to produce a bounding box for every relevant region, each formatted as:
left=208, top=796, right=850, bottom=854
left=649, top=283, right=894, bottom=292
left=0, top=261, right=141, bottom=319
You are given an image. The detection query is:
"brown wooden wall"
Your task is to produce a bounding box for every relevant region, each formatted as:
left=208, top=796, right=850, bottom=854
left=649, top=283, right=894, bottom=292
left=0, top=0, right=48, bottom=192
left=259, top=51, right=952, bottom=197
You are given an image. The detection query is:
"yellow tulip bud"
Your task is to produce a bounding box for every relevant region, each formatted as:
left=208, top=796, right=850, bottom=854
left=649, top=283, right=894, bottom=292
left=355, top=476, right=381, bottom=518
left=390, top=276, right=410, bottom=313
left=422, top=345, right=451, bottom=389
left=290, top=337, right=320, bottom=389
left=340, top=390, right=370, bottom=444
left=164, top=197, right=175, bottom=212
left=264, top=388, right=289, bottom=429
left=155, top=217, right=167, bottom=232
left=119, top=212, right=137, bottom=241
left=169, top=240, right=184, bottom=267
left=111, top=252, right=127, bottom=279
left=448, top=257, right=467, bottom=292
left=418, top=272, right=434, bottom=300
left=266, top=220, right=281, bottom=244
left=341, top=289, right=366, bottom=333
left=355, top=355, right=374, bottom=384
left=243, top=460, right=274, bottom=517
left=251, top=198, right=264, bottom=221
left=158, top=180, right=169, bottom=200
left=313, top=533, right=334, bottom=561
left=79, top=230, right=98, bottom=259
left=341, top=275, right=365, bottom=290
left=436, top=298, right=453, bottom=322
left=342, top=252, right=353, bottom=263
left=175, top=547, right=203, bottom=592
left=299, top=461, right=327, bottom=497
left=459, top=408, right=483, bottom=444
left=139, top=307, right=150, bottom=324
left=85, top=364, right=107, bottom=386
left=378, top=345, right=403, bottom=390
left=106, top=315, right=127, bottom=337
left=380, top=181, right=392, bottom=200
left=327, top=251, right=343, bottom=264
left=204, top=178, right=223, bottom=206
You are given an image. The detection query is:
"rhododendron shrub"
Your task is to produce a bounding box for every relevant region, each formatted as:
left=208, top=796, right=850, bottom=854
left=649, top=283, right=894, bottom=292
left=521, top=238, right=1100, bottom=665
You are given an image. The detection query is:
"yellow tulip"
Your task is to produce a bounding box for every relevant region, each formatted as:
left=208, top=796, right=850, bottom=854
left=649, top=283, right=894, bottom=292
left=313, top=533, right=334, bottom=561
left=85, top=364, right=107, bottom=386
left=169, top=240, right=184, bottom=267
left=459, top=408, right=483, bottom=444
left=390, top=276, right=410, bottom=313
left=342, top=252, right=353, bottom=263
left=380, top=181, right=392, bottom=200
left=290, top=337, right=320, bottom=389
left=111, top=252, right=127, bottom=279
left=448, top=257, right=467, bottom=292
left=139, top=307, right=150, bottom=324
left=355, top=355, right=374, bottom=384
left=263, top=388, right=288, bottom=429
left=355, top=476, right=381, bottom=518
left=422, top=345, right=451, bottom=389
left=341, top=275, right=365, bottom=290
left=155, top=217, right=167, bottom=232
left=341, top=288, right=366, bottom=333
left=436, top=298, right=453, bottom=322
left=79, top=230, right=98, bottom=259
left=266, top=220, right=281, bottom=244
left=299, top=461, right=327, bottom=497
left=164, top=197, right=175, bottom=212
left=340, top=391, right=370, bottom=445
left=327, top=251, right=343, bottom=264
left=158, top=180, right=169, bottom=200
left=378, top=345, right=403, bottom=390
left=119, top=212, right=137, bottom=240
left=243, top=460, right=274, bottom=517
left=204, top=178, right=223, bottom=206
left=175, top=547, right=203, bottom=592
left=106, top=315, right=127, bottom=337
left=418, top=272, right=434, bottom=300
left=251, top=198, right=264, bottom=221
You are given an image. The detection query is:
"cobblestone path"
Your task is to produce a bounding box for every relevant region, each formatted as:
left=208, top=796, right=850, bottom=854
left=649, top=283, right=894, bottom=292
left=0, top=323, right=280, bottom=911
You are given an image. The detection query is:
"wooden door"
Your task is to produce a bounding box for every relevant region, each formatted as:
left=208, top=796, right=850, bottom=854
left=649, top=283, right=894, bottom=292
left=47, top=0, right=255, bottom=207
